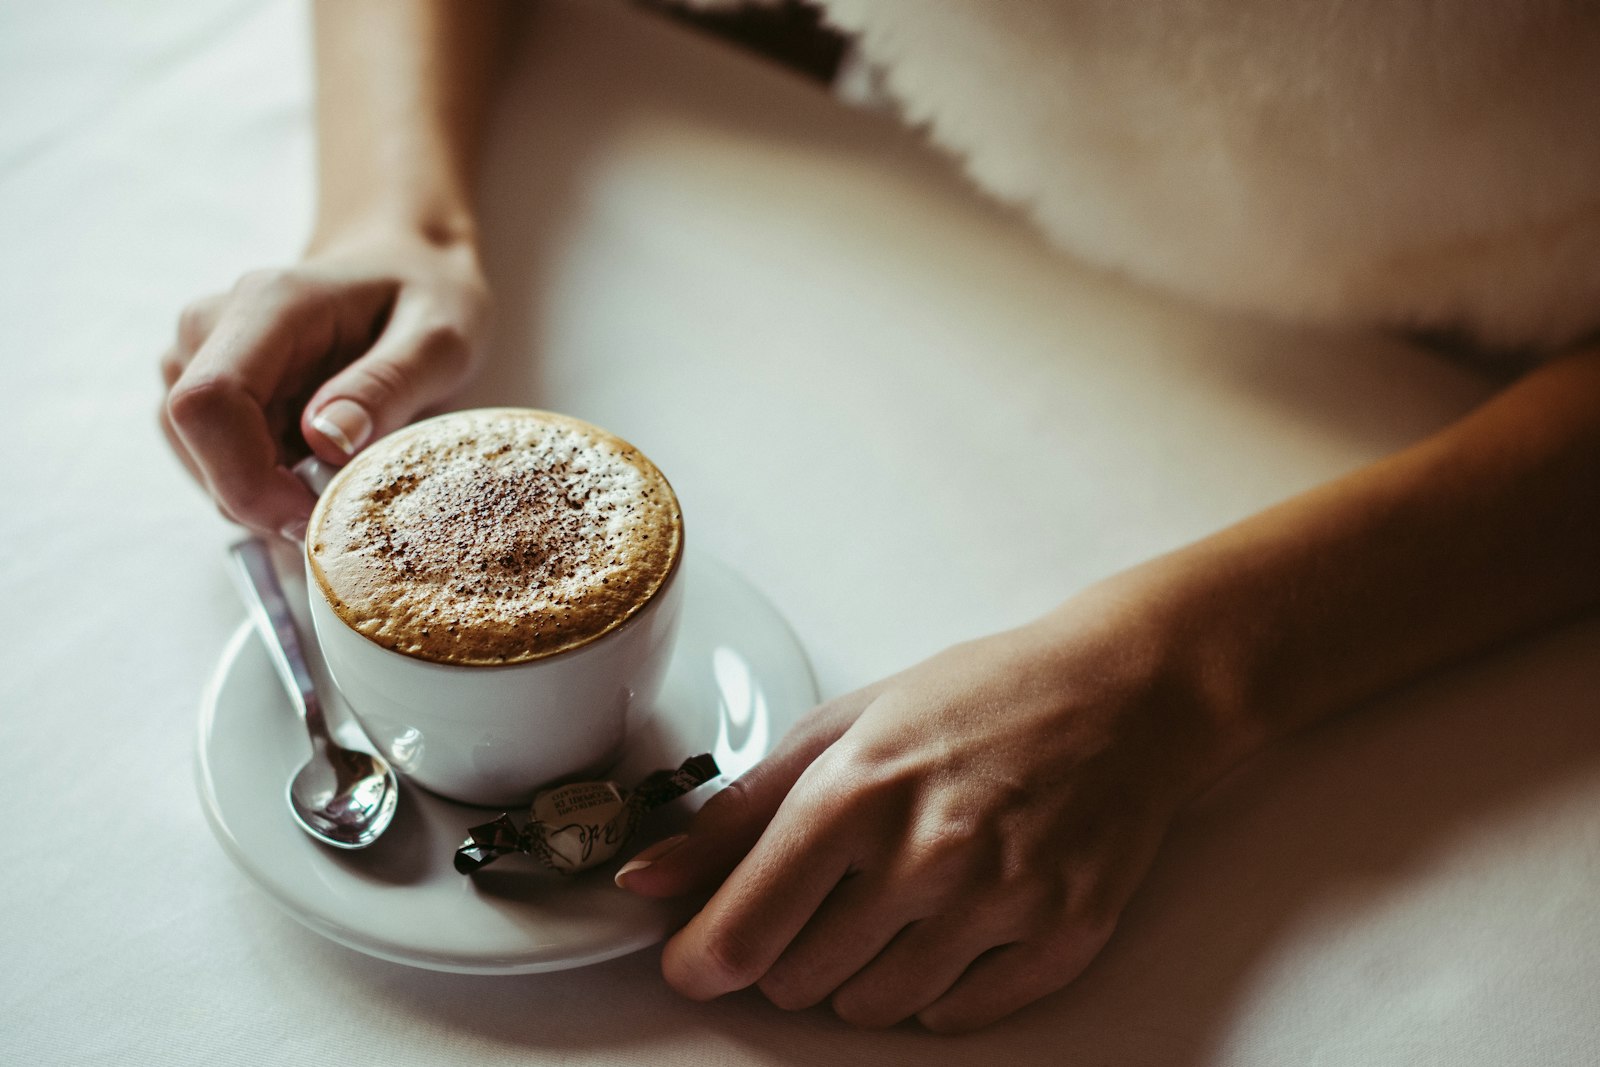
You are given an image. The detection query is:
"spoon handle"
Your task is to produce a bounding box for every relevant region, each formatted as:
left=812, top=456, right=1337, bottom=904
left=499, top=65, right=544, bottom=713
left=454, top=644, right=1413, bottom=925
left=228, top=538, right=326, bottom=732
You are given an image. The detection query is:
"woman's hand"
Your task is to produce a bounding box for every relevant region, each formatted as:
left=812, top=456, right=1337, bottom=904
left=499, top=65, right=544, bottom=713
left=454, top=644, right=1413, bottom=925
left=617, top=599, right=1228, bottom=1033
left=620, top=346, right=1600, bottom=1033
left=160, top=0, right=512, bottom=537
left=159, top=224, right=490, bottom=538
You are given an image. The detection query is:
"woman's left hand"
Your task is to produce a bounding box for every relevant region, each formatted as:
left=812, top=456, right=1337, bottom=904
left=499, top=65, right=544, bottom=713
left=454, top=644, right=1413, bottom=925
left=616, top=599, right=1227, bottom=1032
left=622, top=345, right=1600, bottom=1031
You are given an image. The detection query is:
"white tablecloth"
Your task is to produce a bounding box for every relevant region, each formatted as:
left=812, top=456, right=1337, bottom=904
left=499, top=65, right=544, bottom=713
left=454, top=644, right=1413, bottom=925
left=4, top=2, right=1597, bottom=1064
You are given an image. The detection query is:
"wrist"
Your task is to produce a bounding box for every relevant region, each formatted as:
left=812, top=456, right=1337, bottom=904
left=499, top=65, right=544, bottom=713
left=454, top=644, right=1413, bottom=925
left=1036, top=559, right=1275, bottom=800
left=308, top=194, right=480, bottom=259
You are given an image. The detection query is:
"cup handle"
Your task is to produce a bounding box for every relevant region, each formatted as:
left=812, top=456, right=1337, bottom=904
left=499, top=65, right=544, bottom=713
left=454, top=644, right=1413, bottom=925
left=293, top=456, right=338, bottom=497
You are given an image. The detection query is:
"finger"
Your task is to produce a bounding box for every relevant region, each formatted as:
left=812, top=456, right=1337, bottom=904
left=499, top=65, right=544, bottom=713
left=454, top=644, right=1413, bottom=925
left=828, top=918, right=1004, bottom=1029
left=168, top=275, right=338, bottom=532
left=160, top=294, right=231, bottom=479
left=617, top=685, right=888, bottom=899
left=302, top=296, right=477, bottom=463
left=166, top=373, right=317, bottom=535
left=915, top=924, right=1113, bottom=1034
left=660, top=803, right=855, bottom=1001
left=756, top=873, right=923, bottom=1014
left=159, top=293, right=231, bottom=481
left=614, top=777, right=779, bottom=899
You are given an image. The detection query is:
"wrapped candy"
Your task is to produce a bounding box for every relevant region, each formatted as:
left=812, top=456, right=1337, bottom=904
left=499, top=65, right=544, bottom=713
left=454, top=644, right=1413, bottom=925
left=455, top=754, right=719, bottom=875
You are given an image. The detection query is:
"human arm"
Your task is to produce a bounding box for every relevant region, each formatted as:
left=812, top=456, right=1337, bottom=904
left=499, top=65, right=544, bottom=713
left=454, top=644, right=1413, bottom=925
left=617, top=346, right=1600, bottom=1031
left=160, top=0, right=515, bottom=538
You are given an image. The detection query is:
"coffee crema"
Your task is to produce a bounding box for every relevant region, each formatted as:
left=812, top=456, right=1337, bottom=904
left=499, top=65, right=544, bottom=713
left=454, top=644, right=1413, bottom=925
left=307, top=409, right=683, bottom=666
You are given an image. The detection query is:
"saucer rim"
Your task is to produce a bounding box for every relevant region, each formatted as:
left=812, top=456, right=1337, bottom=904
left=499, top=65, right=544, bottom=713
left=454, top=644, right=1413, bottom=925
left=193, top=550, right=818, bottom=974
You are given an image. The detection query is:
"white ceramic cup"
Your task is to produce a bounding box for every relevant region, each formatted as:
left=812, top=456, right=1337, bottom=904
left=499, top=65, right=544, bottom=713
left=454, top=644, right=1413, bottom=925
left=295, top=449, right=684, bottom=809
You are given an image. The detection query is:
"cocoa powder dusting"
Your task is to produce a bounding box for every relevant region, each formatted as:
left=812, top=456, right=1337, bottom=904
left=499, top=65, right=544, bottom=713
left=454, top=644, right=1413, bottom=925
left=306, top=409, right=682, bottom=665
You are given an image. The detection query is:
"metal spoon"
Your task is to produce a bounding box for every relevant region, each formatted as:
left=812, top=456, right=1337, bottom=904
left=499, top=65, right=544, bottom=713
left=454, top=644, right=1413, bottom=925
left=228, top=537, right=399, bottom=849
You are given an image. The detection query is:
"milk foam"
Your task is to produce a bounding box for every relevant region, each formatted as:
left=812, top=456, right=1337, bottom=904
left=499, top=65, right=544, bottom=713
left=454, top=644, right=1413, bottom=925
left=307, top=409, right=683, bottom=665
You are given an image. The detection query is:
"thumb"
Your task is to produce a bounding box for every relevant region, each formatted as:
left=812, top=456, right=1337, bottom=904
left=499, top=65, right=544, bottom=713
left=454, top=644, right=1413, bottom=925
left=616, top=687, right=884, bottom=898
left=302, top=305, right=476, bottom=463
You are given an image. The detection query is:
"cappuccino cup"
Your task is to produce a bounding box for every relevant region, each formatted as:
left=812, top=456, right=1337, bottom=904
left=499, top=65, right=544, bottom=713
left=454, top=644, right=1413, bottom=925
left=303, top=408, right=684, bottom=807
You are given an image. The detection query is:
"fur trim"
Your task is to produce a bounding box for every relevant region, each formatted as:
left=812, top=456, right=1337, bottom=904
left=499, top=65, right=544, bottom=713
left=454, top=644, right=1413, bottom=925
left=680, top=1, right=1600, bottom=351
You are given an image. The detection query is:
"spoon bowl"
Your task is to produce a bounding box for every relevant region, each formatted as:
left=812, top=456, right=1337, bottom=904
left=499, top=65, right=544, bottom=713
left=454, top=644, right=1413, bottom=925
left=288, top=738, right=399, bottom=849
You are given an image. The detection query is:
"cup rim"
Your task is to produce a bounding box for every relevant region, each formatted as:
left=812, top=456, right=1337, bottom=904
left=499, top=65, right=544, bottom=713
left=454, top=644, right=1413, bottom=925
left=304, top=407, right=685, bottom=670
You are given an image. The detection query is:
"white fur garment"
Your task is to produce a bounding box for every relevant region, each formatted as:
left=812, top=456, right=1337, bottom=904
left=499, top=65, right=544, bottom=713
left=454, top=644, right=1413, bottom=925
left=683, top=0, right=1600, bottom=352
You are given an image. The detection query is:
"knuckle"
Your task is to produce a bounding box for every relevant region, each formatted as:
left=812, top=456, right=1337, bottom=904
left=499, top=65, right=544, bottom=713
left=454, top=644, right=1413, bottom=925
left=917, top=810, right=986, bottom=852
left=916, top=1006, right=976, bottom=1035
left=232, top=268, right=302, bottom=306
left=165, top=374, right=239, bottom=430
left=809, top=739, right=901, bottom=802
left=756, top=970, right=819, bottom=1012
left=696, top=776, right=755, bottom=829
left=175, top=298, right=217, bottom=351
left=775, top=780, right=857, bottom=845
left=830, top=989, right=900, bottom=1030
left=357, top=355, right=414, bottom=405
left=415, top=319, right=468, bottom=355
left=794, top=695, right=849, bottom=736
left=986, top=879, right=1070, bottom=941
left=206, top=489, right=259, bottom=531
left=1062, top=907, right=1119, bottom=957
left=412, top=320, right=475, bottom=377
left=696, top=926, right=765, bottom=991
left=904, top=811, right=990, bottom=876
left=218, top=486, right=276, bottom=532
left=1020, top=877, right=1072, bottom=927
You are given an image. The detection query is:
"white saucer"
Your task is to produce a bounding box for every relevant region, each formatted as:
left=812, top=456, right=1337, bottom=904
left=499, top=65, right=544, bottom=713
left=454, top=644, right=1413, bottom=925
left=196, top=549, right=817, bottom=974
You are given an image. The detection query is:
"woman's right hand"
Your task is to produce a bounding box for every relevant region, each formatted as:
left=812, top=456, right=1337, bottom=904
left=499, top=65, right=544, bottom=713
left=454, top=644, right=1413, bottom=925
left=159, top=222, right=491, bottom=540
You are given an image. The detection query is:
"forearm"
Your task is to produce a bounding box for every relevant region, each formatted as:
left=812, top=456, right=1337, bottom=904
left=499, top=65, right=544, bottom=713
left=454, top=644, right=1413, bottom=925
left=311, top=0, right=517, bottom=246
left=1067, top=346, right=1600, bottom=785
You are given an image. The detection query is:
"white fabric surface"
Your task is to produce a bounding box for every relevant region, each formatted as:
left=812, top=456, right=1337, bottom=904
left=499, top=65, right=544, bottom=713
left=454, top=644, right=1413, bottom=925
left=2, top=1, right=1597, bottom=1064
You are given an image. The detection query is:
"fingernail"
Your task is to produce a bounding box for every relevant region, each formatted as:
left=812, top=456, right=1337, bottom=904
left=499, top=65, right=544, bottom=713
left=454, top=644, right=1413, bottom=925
left=613, top=833, right=688, bottom=887
left=279, top=519, right=308, bottom=544
left=310, top=399, right=372, bottom=457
